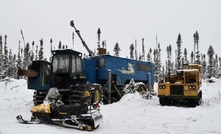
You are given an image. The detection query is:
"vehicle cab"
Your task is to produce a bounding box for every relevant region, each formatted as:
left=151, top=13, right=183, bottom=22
left=52, top=49, right=86, bottom=88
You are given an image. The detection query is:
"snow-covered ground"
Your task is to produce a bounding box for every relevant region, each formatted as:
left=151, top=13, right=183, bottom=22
left=0, top=78, right=221, bottom=134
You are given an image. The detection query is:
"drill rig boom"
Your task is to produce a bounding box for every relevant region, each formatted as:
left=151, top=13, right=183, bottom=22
left=70, top=20, right=95, bottom=57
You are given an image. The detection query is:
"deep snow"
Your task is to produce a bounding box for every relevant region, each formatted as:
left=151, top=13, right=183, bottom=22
left=0, top=78, right=221, bottom=134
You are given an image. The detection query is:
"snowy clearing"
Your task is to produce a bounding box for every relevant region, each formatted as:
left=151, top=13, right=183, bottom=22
left=0, top=78, right=221, bottom=134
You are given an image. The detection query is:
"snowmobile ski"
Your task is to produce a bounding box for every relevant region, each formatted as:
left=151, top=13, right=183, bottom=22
left=16, top=115, right=41, bottom=124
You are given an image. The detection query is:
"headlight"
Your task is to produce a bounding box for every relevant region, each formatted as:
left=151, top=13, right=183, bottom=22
left=159, top=85, right=166, bottom=89
left=189, top=85, right=196, bottom=90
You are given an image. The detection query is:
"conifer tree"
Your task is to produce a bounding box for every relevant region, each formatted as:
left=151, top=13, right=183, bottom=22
left=190, top=51, right=194, bottom=63
left=141, top=38, right=145, bottom=61
left=0, top=36, right=3, bottom=78
left=135, top=40, right=138, bottom=60
left=30, top=41, right=35, bottom=61
left=219, top=57, right=221, bottom=69
left=166, top=45, right=172, bottom=71
left=176, top=33, right=182, bottom=69
left=3, top=35, right=9, bottom=77
left=129, top=43, right=134, bottom=59
left=153, top=43, right=162, bottom=82
left=97, top=28, right=101, bottom=49
left=219, top=57, right=221, bottom=68
left=207, top=45, right=215, bottom=78
left=20, top=48, right=23, bottom=69
left=58, top=41, right=62, bottom=49
left=23, top=43, right=30, bottom=69
left=201, top=54, right=207, bottom=77
left=147, top=48, right=152, bottom=62
left=50, top=39, right=53, bottom=51
left=16, top=42, right=22, bottom=68
left=35, top=45, right=38, bottom=60
left=16, top=42, right=22, bottom=79
left=8, top=49, right=13, bottom=67
left=214, top=54, right=219, bottom=77
left=39, top=39, right=44, bottom=60
left=113, top=42, right=120, bottom=57
left=8, top=49, right=16, bottom=78
left=219, top=57, right=221, bottom=78
left=184, top=48, right=188, bottom=64
left=193, top=31, right=200, bottom=63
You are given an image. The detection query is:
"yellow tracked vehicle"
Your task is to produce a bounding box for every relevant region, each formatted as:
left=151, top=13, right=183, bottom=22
left=158, top=64, right=202, bottom=107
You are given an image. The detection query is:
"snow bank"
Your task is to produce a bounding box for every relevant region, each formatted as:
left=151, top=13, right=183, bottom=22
left=0, top=78, right=34, bottom=110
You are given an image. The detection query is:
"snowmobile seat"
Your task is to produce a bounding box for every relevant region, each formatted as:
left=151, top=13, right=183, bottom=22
left=58, top=96, right=91, bottom=117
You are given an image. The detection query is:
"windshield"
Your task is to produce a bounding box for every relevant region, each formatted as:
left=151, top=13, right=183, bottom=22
left=44, top=87, right=60, bottom=104
left=72, top=55, right=82, bottom=73
left=53, top=55, right=69, bottom=73
left=185, top=72, right=197, bottom=83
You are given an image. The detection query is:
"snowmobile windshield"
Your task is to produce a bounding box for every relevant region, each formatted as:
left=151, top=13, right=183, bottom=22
left=43, top=87, right=61, bottom=104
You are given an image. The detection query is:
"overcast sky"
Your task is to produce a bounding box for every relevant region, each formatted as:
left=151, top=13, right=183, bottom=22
left=1, top=0, right=221, bottom=62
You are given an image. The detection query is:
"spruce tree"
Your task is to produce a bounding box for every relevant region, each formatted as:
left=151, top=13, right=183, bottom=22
left=193, top=31, right=200, bottom=64
left=20, top=48, right=23, bottom=69
left=0, top=36, right=3, bottom=78
left=207, top=45, right=215, bottom=78
left=195, top=32, right=201, bottom=64
left=141, top=38, right=145, bottom=61
left=113, top=42, right=120, bottom=57
left=30, top=41, right=35, bottom=61
left=147, top=53, right=150, bottom=62
left=129, top=43, right=134, bottom=59
left=3, top=35, right=9, bottom=77
left=50, top=39, right=53, bottom=58
left=190, top=51, right=194, bottom=63
left=201, top=54, right=207, bottom=77
left=8, top=49, right=16, bottom=78
left=16, top=43, right=22, bottom=79
left=176, top=33, right=182, bottom=69
left=50, top=39, right=53, bottom=51
left=97, top=28, right=101, bottom=49
left=135, top=40, right=138, bottom=60
left=219, top=57, right=221, bottom=68
left=214, top=54, right=219, bottom=77
left=23, top=43, right=30, bottom=69
left=184, top=48, right=188, bottom=64
left=166, top=45, right=172, bottom=71
left=39, top=39, right=44, bottom=60
left=219, top=57, right=221, bottom=77
left=35, top=45, right=38, bottom=60
left=153, top=43, right=162, bottom=82
left=16, top=42, right=22, bottom=68
left=58, top=41, right=62, bottom=49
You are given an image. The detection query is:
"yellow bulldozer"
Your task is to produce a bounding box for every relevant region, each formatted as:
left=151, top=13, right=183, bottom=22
left=158, top=64, right=202, bottom=107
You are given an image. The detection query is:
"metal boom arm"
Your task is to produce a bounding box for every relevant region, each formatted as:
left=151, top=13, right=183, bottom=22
left=70, top=20, right=95, bottom=57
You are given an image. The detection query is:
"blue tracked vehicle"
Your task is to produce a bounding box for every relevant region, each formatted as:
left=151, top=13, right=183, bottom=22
left=83, top=55, right=155, bottom=103
left=17, top=20, right=155, bottom=105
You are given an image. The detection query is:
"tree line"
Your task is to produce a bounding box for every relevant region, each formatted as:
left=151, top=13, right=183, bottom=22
left=0, top=30, right=221, bottom=81
left=113, top=31, right=221, bottom=81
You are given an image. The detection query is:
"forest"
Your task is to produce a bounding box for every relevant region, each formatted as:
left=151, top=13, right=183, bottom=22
left=0, top=30, right=221, bottom=81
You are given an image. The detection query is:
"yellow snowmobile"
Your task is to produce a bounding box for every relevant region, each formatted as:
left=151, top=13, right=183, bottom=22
left=17, top=87, right=103, bottom=131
